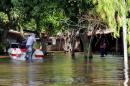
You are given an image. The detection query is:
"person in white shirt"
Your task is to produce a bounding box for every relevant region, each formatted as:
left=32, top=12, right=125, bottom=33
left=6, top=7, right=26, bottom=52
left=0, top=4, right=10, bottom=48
left=25, top=33, right=36, bottom=62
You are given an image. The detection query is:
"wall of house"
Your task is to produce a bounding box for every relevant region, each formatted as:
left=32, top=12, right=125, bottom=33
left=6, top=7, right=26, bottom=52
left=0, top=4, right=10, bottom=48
left=47, top=37, right=65, bottom=51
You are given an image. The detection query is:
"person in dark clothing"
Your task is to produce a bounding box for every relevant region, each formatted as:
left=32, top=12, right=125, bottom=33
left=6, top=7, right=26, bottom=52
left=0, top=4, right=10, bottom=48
left=100, top=42, right=107, bottom=57
left=103, top=42, right=107, bottom=55
left=100, top=42, right=104, bottom=57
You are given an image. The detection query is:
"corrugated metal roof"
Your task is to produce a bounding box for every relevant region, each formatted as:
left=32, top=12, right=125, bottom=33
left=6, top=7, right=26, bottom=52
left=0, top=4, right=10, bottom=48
left=87, top=29, right=113, bottom=36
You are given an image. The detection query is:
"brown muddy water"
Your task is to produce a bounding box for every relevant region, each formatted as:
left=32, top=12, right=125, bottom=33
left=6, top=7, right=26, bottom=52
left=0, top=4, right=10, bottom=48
left=0, top=53, right=128, bottom=86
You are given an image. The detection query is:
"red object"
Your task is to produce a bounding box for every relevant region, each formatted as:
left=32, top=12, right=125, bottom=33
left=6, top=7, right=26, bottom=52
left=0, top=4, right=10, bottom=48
left=13, top=48, right=16, bottom=50
left=35, top=55, right=43, bottom=58
left=11, top=54, right=17, bottom=56
left=20, top=48, right=27, bottom=52
left=11, top=54, right=21, bottom=57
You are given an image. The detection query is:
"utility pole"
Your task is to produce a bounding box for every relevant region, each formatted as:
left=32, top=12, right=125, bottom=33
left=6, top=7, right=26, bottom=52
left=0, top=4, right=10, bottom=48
left=122, top=0, right=129, bottom=86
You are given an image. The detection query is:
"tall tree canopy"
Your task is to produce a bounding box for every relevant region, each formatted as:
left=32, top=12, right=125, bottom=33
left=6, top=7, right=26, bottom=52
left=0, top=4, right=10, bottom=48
left=93, top=0, right=130, bottom=37
left=11, top=0, right=65, bottom=35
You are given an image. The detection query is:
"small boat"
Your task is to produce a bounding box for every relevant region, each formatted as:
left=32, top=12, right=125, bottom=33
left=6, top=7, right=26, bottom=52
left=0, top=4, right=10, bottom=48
left=8, top=43, right=44, bottom=61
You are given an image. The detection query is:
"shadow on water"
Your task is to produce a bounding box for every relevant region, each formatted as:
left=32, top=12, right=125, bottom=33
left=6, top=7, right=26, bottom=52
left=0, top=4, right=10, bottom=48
left=0, top=53, right=128, bottom=86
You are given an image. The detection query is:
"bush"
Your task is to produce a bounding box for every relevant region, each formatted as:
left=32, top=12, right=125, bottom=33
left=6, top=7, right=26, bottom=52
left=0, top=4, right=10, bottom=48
left=0, top=43, right=9, bottom=55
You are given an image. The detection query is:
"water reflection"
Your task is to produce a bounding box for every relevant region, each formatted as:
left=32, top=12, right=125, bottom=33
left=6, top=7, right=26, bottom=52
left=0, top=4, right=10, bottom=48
left=11, top=61, right=28, bottom=86
left=124, top=61, right=129, bottom=86
left=0, top=53, right=127, bottom=86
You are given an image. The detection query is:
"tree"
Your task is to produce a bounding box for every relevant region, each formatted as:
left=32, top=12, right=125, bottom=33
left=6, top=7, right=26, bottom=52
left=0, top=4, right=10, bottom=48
left=56, top=0, right=98, bottom=58
left=0, top=0, right=14, bottom=43
left=93, top=0, right=130, bottom=54
left=11, top=0, right=66, bottom=53
left=94, top=1, right=129, bottom=85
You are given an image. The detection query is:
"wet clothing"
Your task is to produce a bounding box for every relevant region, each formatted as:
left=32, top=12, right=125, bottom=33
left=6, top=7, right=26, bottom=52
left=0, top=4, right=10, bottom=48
left=26, top=36, right=36, bottom=46
left=25, top=45, right=33, bottom=61
left=100, top=43, right=107, bottom=57
left=25, top=35, right=36, bottom=62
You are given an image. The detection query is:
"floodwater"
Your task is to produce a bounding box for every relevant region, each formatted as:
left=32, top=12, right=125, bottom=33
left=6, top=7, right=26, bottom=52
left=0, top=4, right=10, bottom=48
left=0, top=53, right=128, bottom=86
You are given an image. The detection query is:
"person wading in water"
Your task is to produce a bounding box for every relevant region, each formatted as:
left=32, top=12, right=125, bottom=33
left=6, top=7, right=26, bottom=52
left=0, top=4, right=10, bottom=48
left=25, top=33, right=36, bottom=62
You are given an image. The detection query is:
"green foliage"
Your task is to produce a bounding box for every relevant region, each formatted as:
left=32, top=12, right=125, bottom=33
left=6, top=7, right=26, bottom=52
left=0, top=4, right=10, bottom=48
left=10, top=0, right=66, bottom=35
left=126, top=0, right=130, bottom=6
left=0, top=0, right=12, bottom=12
left=128, top=46, right=130, bottom=54
left=93, top=0, right=130, bottom=54
left=56, top=0, right=95, bottom=23
left=0, top=0, right=96, bottom=36
left=0, top=12, right=8, bottom=23
left=22, top=19, right=36, bottom=31
left=93, top=0, right=130, bottom=38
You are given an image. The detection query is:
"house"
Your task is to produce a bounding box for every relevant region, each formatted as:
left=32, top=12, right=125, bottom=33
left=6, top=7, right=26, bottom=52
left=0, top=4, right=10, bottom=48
left=6, top=29, right=24, bottom=44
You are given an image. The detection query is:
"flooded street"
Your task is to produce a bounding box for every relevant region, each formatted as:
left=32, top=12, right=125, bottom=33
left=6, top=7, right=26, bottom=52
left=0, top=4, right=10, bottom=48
left=0, top=53, right=127, bottom=86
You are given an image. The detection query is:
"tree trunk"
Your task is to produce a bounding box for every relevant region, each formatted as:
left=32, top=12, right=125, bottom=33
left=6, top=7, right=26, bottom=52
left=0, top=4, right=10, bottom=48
left=87, top=35, right=93, bottom=59
left=2, top=29, right=8, bottom=44
left=3, top=11, right=10, bottom=44
left=71, top=37, right=76, bottom=58
left=17, top=21, right=24, bottom=37
left=87, top=28, right=96, bottom=58
left=79, top=28, right=96, bottom=60
left=63, top=31, right=71, bottom=53
left=41, top=36, right=47, bottom=54
left=83, top=41, right=89, bottom=59
left=35, top=17, right=44, bottom=52
left=35, top=17, right=49, bottom=55
left=70, top=29, right=76, bottom=58
left=59, top=37, right=62, bottom=51
left=80, top=32, right=88, bottom=59
left=115, top=39, right=118, bottom=55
